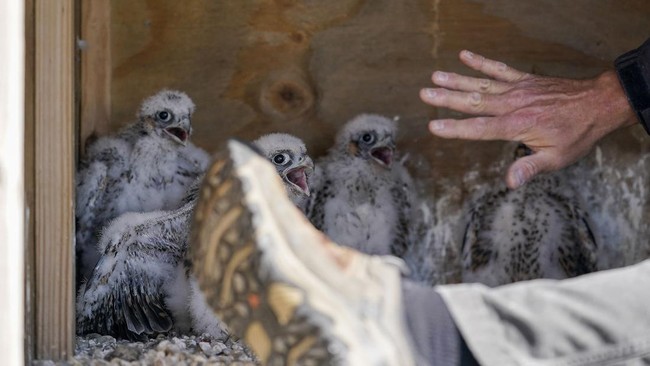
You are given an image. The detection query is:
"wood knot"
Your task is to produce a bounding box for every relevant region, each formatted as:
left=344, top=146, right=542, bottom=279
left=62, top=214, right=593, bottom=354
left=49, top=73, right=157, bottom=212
left=290, top=31, right=305, bottom=44
left=259, top=71, right=314, bottom=120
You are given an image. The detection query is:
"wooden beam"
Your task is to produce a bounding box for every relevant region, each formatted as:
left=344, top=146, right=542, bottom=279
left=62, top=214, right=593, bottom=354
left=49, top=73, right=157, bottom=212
left=24, top=0, right=36, bottom=361
left=34, top=0, right=76, bottom=360
left=0, top=0, right=26, bottom=364
left=80, top=0, right=111, bottom=153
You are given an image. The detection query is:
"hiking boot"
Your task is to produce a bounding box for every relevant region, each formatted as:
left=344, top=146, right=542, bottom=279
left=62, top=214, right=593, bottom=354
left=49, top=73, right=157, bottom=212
left=190, top=140, right=419, bottom=366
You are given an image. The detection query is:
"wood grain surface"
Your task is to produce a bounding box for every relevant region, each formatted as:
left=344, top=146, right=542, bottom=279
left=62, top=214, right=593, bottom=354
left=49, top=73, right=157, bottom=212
left=82, top=0, right=650, bottom=282
left=34, top=0, right=76, bottom=359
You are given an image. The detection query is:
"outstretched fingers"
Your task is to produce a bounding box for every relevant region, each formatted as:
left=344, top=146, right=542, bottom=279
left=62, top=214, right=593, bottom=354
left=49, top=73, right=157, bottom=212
left=428, top=116, right=520, bottom=141
left=420, top=88, right=512, bottom=116
left=459, top=50, right=529, bottom=83
left=431, top=71, right=511, bottom=94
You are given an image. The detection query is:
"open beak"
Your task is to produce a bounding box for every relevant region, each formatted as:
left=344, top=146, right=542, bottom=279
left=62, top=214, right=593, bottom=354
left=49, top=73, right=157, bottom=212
left=164, top=127, right=188, bottom=145
left=370, top=145, right=394, bottom=168
left=283, top=159, right=313, bottom=196
left=164, top=117, right=191, bottom=146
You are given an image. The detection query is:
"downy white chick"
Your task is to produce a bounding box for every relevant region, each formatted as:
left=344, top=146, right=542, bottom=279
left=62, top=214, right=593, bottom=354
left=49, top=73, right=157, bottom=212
left=76, top=134, right=313, bottom=340
left=307, top=114, right=415, bottom=256
left=461, top=145, right=598, bottom=286
left=75, top=90, right=209, bottom=288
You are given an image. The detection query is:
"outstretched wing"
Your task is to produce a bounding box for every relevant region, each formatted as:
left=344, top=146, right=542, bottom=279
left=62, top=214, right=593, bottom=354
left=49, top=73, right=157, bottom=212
left=76, top=203, right=193, bottom=339
left=76, top=137, right=131, bottom=285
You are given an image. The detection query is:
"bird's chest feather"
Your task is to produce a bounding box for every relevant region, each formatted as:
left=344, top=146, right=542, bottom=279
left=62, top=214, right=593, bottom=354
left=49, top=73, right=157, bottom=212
left=120, top=139, right=188, bottom=211
left=323, top=168, right=398, bottom=254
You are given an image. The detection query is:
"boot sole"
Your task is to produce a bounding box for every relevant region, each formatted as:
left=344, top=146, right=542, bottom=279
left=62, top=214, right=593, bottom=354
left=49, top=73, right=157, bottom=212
left=190, top=141, right=341, bottom=366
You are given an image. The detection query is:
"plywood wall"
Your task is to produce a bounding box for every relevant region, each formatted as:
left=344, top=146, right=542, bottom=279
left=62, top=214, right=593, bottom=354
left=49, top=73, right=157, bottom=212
left=79, top=0, right=650, bottom=279
left=97, top=0, right=650, bottom=177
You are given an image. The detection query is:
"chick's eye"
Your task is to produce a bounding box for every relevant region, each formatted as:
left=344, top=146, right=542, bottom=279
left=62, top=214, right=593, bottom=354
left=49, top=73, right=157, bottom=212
left=361, top=133, right=375, bottom=144
left=272, top=153, right=290, bottom=166
left=157, top=111, right=171, bottom=122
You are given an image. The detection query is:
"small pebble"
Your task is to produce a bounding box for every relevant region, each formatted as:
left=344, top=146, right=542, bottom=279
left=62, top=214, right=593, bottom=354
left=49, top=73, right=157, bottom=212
left=34, top=333, right=257, bottom=365
left=105, top=344, right=141, bottom=362
left=198, top=342, right=212, bottom=355
left=212, top=343, right=226, bottom=355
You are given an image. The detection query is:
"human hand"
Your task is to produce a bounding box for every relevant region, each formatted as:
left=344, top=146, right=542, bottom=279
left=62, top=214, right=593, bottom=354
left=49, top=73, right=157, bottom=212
left=420, top=50, right=637, bottom=189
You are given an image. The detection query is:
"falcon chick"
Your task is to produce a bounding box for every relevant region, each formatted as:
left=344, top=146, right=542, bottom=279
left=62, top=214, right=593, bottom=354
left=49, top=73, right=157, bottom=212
left=307, top=114, right=414, bottom=256
left=251, top=133, right=314, bottom=211
left=75, top=89, right=209, bottom=288
left=76, top=133, right=313, bottom=340
left=461, top=145, right=598, bottom=287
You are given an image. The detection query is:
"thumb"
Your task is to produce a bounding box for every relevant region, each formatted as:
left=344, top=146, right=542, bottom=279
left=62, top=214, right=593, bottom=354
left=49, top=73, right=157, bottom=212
left=506, top=152, right=552, bottom=189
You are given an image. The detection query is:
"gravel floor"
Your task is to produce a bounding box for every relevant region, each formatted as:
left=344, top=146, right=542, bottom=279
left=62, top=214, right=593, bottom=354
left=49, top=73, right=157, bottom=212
left=33, top=333, right=258, bottom=366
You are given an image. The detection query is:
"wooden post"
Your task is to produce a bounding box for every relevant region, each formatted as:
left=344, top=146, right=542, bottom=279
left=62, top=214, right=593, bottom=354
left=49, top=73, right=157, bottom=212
left=24, top=0, right=36, bottom=361
left=80, top=0, right=111, bottom=153
left=34, top=0, right=76, bottom=360
left=0, top=0, right=25, bottom=364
